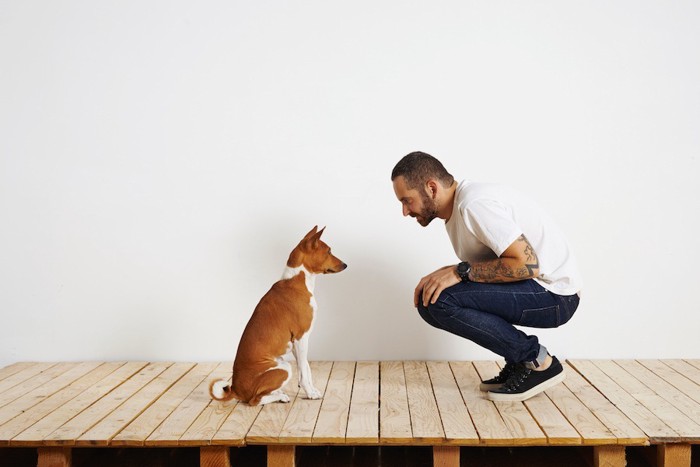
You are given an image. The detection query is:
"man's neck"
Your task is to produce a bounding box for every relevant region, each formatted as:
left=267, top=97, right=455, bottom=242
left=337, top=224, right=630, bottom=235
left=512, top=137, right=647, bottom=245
left=439, top=180, right=458, bottom=222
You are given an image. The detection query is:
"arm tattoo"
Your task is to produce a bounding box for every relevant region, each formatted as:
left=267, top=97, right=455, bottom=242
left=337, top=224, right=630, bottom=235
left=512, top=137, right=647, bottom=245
left=470, top=235, right=540, bottom=283
left=523, top=237, right=540, bottom=276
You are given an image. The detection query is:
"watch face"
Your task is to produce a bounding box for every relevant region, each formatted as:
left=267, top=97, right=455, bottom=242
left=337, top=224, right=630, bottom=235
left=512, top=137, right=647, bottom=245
left=458, top=263, right=467, bottom=276
left=458, top=262, right=470, bottom=280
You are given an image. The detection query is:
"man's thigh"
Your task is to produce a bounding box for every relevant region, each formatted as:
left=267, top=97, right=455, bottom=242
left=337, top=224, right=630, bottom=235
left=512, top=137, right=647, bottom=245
left=437, top=279, right=560, bottom=327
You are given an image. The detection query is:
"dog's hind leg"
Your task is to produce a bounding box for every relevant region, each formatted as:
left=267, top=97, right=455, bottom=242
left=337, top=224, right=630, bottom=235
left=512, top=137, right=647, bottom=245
left=258, top=389, right=290, bottom=405
left=249, top=364, right=291, bottom=406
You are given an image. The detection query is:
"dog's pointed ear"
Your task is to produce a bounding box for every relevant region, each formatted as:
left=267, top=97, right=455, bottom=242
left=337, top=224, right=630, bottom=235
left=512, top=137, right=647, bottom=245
left=302, top=225, right=319, bottom=241
left=310, top=226, right=326, bottom=248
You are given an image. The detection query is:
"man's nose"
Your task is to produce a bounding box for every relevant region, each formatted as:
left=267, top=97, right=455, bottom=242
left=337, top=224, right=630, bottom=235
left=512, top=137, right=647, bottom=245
left=402, top=204, right=410, bottom=216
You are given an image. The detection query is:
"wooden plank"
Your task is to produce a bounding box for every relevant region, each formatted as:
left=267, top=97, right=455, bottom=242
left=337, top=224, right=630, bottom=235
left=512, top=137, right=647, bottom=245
left=543, top=369, right=617, bottom=445
left=0, top=362, right=117, bottom=446
left=426, top=361, right=478, bottom=445
left=473, top=361, right=545, bottom=446
left=0, top=362, right=33, bottom=381
left=524, top=391, right=580, bottom=445
left=146, top=362, right=231, bottom=446
left=11, top=362, right=147, bottom=446
left=617, top=360, right=700, bottom=438
left=77, top=362, right=194, bottom=446
left=200, top=446, right=230, bottom=467
left=657, top=443, right=691, bottom=467
left=563, top=361, right=647, bottom=445
left=433, top=445, right=460, bottom=467
left=569, top=360, right=677, bottom=442
left=593, top=445, right=626, bottom=467
left=0, top=363, right=86, bottom=425
left=111, top=362, right=216, bottom=446
left=44, top=362, right=171, bottom=446
left=595, top=360, right=700, bottom=442
left=278, top=361, right=333, bottom=444
left=449, top=361, right=511, bottom=445
left=345, top=361, right=379, bottom=444
left=180, top=363, right=237, bottom=446
left=379, top=361, right=412, bottom=444
left=312, top=361, right=355, bottom=444
left=211, top=400, right=262, bottom=447
left=404, top=361, right=444, bottom=443
left=639, top=360, right=700, bottom=405
left=246, top=362, right=302, bottom=444
left=0, top=363, right=53, bottom=396
left=0, top=363, right=66, bottom=410
left=663, top=360, right=700, bottom=386
left=183, top=398, right=237, bottom=446
left=268, top=445, right=295, bottom=467
left=37, top=446, right=72, bottom=467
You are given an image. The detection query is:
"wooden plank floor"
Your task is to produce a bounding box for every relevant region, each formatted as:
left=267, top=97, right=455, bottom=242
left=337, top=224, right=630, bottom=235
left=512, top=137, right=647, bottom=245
left=0, top=360, right=699, bottom=466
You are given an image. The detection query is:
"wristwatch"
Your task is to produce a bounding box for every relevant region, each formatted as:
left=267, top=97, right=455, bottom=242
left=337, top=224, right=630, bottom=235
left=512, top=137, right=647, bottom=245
left=456, top=261, right=471, bottom=282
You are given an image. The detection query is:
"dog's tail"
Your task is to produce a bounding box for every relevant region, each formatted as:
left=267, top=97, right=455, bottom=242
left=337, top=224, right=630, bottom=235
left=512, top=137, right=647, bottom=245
left=209, top=378, right=238, bottom=402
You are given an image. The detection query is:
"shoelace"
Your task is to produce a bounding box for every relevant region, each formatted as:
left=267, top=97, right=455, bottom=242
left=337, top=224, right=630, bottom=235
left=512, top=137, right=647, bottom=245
left=501, top=365, right=532, bottom=392
left=493, top=361, right=522, bottom=382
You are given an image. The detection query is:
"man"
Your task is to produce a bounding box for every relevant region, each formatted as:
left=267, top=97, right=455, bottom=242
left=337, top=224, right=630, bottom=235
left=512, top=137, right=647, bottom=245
left=391, top=151, right=582, bottom=401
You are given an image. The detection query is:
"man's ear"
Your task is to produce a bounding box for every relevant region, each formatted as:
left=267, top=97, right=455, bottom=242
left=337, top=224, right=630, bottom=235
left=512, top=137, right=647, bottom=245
left=425, top=179, right=439, bottom=199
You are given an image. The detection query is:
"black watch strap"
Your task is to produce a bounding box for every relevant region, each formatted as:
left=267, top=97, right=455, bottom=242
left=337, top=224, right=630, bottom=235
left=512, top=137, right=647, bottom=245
left=457, top=261, right=471, bottom=282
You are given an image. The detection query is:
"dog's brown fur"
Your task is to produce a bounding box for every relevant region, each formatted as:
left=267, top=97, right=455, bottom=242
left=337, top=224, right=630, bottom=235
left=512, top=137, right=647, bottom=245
left=209, top=226, right=346, bottom=405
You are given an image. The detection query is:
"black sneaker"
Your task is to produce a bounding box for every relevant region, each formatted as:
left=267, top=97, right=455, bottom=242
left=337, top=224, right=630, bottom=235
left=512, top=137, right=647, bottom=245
left=479, top=361, right=524, bottom=391
left=486, top=356, right=565, bottom=402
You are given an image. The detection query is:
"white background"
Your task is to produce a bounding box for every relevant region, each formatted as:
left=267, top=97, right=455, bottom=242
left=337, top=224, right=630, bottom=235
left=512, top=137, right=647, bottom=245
left=1, top=1, right=699, bottom=367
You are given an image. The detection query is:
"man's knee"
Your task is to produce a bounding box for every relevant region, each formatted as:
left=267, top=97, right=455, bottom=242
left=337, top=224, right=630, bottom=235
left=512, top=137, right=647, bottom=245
left=416, top=297, right=448, bottom=329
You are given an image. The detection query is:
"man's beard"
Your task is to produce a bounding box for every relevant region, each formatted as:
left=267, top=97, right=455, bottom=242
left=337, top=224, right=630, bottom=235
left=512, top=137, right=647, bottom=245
left=413, top=193, right=439, bottom=226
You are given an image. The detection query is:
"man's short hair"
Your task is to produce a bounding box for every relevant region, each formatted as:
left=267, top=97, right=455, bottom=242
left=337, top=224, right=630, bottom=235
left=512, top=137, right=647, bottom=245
left=391, top=151, right=454, bottom=190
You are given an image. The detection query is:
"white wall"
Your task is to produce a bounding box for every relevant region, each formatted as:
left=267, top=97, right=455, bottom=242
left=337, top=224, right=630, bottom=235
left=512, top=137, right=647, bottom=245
left=1, top=1, right=699, bottom=367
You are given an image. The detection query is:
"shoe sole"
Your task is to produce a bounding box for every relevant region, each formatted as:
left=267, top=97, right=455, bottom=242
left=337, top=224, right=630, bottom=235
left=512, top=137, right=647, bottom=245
left=486, top=371, right=565, bottom=402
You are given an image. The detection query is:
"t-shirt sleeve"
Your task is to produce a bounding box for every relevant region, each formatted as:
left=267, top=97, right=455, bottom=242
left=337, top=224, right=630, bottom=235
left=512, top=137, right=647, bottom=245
left=465, top=199, right=523, bottom=257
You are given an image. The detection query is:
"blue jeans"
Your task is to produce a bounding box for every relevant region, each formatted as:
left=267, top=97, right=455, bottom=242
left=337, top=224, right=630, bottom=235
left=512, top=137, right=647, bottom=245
left=417, top=279, right=579, bottom=367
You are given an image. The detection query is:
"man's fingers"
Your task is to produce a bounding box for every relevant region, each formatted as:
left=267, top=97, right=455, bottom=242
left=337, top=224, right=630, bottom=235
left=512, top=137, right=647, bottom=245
left=422, top=280, right=440, bottom=307
left=415, top=267, right=459, bottom=307
left=430, top=284, right=445, bottom=304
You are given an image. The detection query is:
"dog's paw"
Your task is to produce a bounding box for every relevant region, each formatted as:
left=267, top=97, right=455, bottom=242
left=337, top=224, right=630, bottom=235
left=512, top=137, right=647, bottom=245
left=279, top=393, right=291, bottom=403
left=304, top=387, right=322, bottom=400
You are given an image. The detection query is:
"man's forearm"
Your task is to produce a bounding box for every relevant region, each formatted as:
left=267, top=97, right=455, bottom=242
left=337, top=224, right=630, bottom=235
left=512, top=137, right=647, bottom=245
left=468, top=235, right=540, bottom=283
left=469, top=257, right=534, bottom=283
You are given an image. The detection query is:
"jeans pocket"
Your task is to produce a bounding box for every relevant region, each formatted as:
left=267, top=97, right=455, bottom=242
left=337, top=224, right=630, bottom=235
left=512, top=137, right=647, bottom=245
left=520, top=305, right=561, bottom=328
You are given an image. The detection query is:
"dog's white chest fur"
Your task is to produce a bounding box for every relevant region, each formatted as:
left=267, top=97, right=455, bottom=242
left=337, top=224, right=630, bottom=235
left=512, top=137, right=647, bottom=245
left=282, top=265, right=318, bottom=312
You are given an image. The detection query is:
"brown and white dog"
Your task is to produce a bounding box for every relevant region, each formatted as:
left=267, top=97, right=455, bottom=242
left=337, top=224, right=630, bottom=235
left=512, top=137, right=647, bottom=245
left=209, top=226, right=347, bottom=405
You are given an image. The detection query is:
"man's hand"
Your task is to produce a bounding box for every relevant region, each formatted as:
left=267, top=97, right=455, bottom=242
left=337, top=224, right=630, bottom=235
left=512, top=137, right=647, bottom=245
left=414, top=265, right=461, bottom=307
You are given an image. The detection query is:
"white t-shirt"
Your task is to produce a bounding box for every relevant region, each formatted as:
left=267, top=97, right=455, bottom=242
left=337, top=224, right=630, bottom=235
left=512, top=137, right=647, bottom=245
left=445, top=180, right=582, bottom=296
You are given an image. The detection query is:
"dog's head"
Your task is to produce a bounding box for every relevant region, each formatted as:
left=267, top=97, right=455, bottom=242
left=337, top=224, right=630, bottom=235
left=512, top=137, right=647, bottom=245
left=288, top=226, right=347, bottom=274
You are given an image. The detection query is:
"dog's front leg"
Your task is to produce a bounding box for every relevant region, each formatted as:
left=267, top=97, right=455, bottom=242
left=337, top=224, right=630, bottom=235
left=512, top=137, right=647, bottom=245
left=293, top=333, right=321, bottom=399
